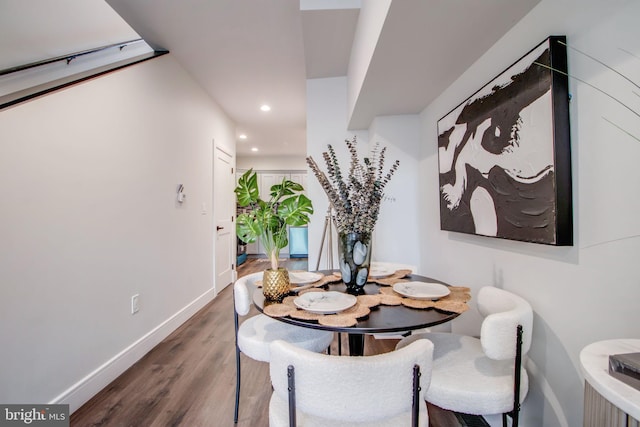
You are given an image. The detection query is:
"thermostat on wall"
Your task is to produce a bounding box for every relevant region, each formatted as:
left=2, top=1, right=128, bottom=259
left=177, top=184, right=186, bottom=203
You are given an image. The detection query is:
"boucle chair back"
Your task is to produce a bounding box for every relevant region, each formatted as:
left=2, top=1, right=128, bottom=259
left=233, top=272, right=262, bottom=316
left=477, top=286, right=533, bottom=361
left=233, top=272, right=334, bottom=424
left=269, top=338, right=433, bottom=423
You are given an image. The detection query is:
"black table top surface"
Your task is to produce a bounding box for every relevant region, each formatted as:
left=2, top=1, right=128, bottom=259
left=252, top=271, right=461, bottom=335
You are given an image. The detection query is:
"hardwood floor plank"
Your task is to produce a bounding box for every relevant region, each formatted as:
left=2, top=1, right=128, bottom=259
left=71, top=256, right=473, bottom=426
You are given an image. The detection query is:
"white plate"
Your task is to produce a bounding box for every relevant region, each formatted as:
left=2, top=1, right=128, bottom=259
left=368, top=266, right=395, bottom=279
left=294, top=291, right=357, bottom=314
left=289, top=271, right=324, bottom=285
left=392, top=282, right=450, bottom=300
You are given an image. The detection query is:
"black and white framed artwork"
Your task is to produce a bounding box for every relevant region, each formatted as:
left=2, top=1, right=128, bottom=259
left=437, top=36, right=573, bottom=246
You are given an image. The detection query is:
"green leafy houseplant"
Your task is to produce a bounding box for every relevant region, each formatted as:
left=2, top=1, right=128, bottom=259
left=235, top=169, right=314, bottom=271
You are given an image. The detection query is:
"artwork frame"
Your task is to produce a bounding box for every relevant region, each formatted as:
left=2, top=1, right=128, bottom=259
left=437, top=36, right=573, bottom=246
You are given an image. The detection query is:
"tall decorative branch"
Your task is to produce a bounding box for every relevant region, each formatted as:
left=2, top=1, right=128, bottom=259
left=307, top=137, right=399, bottom=234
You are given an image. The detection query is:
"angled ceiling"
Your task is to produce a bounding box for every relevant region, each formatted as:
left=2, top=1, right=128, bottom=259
left=347, top=0, right=542, bottom=129
left=4, top=0, right=541, bottom=157
left=106, top=0, right=311, bottom=157
left=300, top=4, right=360, bottom=79
left=106, top=0, right=540, bottom=156
left=0, top=0, right=140, bottom=70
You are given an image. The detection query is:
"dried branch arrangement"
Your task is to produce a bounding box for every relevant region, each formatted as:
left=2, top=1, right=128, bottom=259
left=306, top=136, right=399, bottom=234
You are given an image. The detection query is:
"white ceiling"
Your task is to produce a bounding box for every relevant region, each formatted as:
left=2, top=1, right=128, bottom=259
left=3, top=0, right=541, bottom=157
left=347, top=0, right=542, bottom=129
left=105, top=0, right=315, bottom=157
left=0, top=0, right=139, bottom=70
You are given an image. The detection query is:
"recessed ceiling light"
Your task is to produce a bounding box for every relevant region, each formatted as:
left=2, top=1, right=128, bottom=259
left=260, top=104, right=271, bottom=112
left=239, top=134, right=247, bottom=140
left=251, top=147, right=259, bottom=152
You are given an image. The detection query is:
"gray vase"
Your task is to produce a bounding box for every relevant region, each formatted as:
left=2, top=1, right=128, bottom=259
left=338, top=231, right=372, bottom=294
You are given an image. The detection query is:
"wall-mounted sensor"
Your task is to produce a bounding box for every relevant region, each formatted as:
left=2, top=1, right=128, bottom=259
left=177, top=184, right=186, bottom=203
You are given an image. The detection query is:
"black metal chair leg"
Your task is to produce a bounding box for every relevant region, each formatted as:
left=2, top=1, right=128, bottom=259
left=234, top=307, right=241, bottom=424
left=502, top=412, right=508, bottom=427
left=411, top=365, right=421, bottom=427
left=287, top=365, right=297, bottom=427
left=511, top=325, right=523, bottom=427
left=234, top=343, right=241, bottom=423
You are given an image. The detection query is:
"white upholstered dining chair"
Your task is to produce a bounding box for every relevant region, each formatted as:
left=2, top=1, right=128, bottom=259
left=396, top=286, right=533, bottom=427
left=268, top=338, right=434, bottom=427
left=234, top=272, right=334, bottom=424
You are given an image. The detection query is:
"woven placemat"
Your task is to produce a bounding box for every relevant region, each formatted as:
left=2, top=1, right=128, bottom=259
left=357, top=294, right=382, bottom=308
left=318, top=315, right=357, bottom=327
left=369, top=269, right=413, bottom=286
left=434, top=299, right=469, bottom=313
left=261, top=279, right=471, bottom=325
left=380, top=284, right=471, bottom=314
left=341, top=302, right=371, bottom=318
left=401, top=299, right=436, bottom=309
left=290, top=309, right=323, bottom=321
left=290, top=272, right=343, bottom=292
left=380, top=294, right=403, bottom=305
left=448, top=286, right=472, bottom=302
left=281, top=296, right=298, bottom=307
left=261, top=289, right=371, bottom=327
left=379, top=287, right=397, bottom=296
left=263, top=303, right=296, bottom=317
left=449, top=286, right=471, bottom=293
left=436, top=288, right=472, bottom=308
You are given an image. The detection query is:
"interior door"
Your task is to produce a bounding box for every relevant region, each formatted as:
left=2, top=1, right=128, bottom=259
left=214, top=145, right=234, bottom=292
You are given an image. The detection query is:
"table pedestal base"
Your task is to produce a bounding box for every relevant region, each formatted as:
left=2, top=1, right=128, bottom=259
left=348, top=334, right=365, bottom=356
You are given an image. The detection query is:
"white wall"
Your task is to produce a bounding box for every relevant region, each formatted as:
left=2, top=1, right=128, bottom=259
left=347, top=0, right=391, bottom=121
left=419, top=1, right=640, bottom=426
left=236, top=155, right=307, bottom=171
left=368, top=115, right=421, bottom=268
left=306, top=77, right=419, bottom=270
left=308, top=2, right=639, bottom=425
left=0, top=54, right=236, bottom=411
left=306, top=77, right=366, bottom=269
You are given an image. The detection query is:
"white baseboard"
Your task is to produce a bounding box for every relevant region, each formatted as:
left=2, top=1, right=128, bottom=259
left=51, top=288, right=217, bottom=413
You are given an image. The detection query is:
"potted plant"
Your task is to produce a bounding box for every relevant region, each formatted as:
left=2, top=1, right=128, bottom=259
left=235, top=169, right=313, bottom=300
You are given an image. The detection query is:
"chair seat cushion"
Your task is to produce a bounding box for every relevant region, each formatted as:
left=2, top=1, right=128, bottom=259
left=269, top=392, right=428, bottom=427
left=397, top=332, right=528, bottom=416
left=238, top=314, right=333, bottom=362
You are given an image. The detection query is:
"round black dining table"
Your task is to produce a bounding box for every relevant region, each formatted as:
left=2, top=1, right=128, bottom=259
left=252, top=270, right=462, bottom=356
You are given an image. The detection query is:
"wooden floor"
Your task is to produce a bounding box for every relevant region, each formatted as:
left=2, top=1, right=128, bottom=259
left=71, top=256, right=465, bottom=427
